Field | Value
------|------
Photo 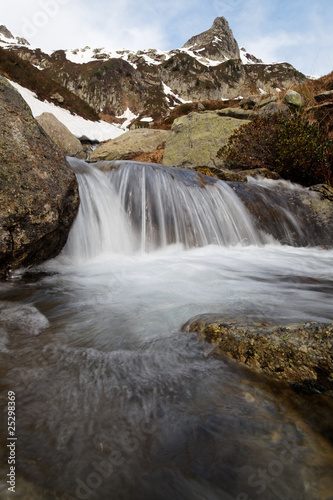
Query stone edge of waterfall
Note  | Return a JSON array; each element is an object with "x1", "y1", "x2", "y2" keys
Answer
[{"x1": 182, "y1": 314, "x2": 333, "y2": 398}]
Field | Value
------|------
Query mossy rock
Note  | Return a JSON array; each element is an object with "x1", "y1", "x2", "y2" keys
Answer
[
  {"x1": 163, "y1": 111, "x2": 250, "y2": 168},
  {"x1": 182, "y1": 315, "x2": 333, "y2": 397}
]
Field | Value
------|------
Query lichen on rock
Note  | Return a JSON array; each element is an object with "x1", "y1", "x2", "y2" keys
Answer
[
  {"x1": 182, "y1": 314, "x2": 333, "y2": 397},
  {"x1": 163, "y1": 110, "x2": 250, "y2": 168}
]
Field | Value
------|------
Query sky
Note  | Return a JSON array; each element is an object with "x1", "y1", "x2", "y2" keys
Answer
[{"x1": 1, "y1": 0, "x2": 333, "y2": 77}]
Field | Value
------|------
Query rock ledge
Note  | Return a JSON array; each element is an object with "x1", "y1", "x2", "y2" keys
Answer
[{"x1": 182, "y1": 315, "x2": 333, "y2": 397}]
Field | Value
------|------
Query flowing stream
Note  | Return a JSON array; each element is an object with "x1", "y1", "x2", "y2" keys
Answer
[{"x1": 0, "y1": 160, "x2": 333, "y2": 499}]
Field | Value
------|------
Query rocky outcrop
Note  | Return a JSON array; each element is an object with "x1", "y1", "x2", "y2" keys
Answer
[
  {"x1": 0, "y1": 75, "x2": 79, "y2": 274},
  {"x1": 90, "y1": 129, "x2": 170, "y2": 161},
  {"x1": 314, "y1": 90, "x2": 333, "y2": 102},
  {"x1": 182, "y1": 17, "x2": 240, "y2": 62},
  {"x1": 231, "y1": 180, "x2": 333, "y2": 247},
  {"x1": 36, "y1": 112, "x2": 85, "y2": 158},
  {"x1": 0, "y1": 25, "x2": 29, "y2": 46},
  {"x1": 163, "y1": 110, "x2": 251, "y2": 168},
  {"x1": 182, "y1": 315, "x2": 333, "y2": 397}
]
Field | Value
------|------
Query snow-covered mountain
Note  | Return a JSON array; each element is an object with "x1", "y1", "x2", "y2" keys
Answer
[{"x1": 0, "y1": 18, "x2": 307, "y2": 139}]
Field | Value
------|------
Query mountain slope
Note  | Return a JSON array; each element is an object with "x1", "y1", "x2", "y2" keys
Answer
[{"x1": 0, "y1": 18, "x2": 308, "y2": 125}]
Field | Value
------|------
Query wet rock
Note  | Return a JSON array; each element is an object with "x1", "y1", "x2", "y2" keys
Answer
[
  {"x1": 90, "y1": 129, "x2": 170, "y2": 161},
  {"x1": 310, "y1": 184, "x2": 333, "y2": 202},
  {"x1": 182, "y1": 315, "x2": 333, "y2": 397},
  {"x1": 0, "y1": 301, "x2": 49, "y2": 335},
  {"x1": 194, "y1": 166, "x2": 245, "y2": 182},
  {"x1": 0, "y1": 75, "x2": 79, "y2": 273},
  {"x1": 36, "y1": 112, "x2": 85, "y2": 158},
  {"x1": 237, "y1": 168, "x2": 281, "y2": 180},
  {"x1": 230, "y1": 180, "x2": 333, "y2": 247}
]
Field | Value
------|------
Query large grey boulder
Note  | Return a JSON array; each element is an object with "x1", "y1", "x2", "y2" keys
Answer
[
  {"x1": 0, "y1": 75, "x2": 79, "y2": 274},
  {"x1": 163, "y1": 111, "x2": 250, "y2": 168},
  {"x1": 90, "y1": 129, "x2": 170, "y2": 161},
  {"x1": 36, "y1": 112, "x2": 84, "y2": 157},
  {"x1": 284, "y1": 89, "x2": 304, "y2": 108}
]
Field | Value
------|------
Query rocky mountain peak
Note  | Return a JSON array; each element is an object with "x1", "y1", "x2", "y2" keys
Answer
[
  {"x1": 182, "y1": 16, "x2": 240, "y2": 62},
  {"x1": 0, "y1": 24, "x2": 30, "y2": 45},
  {"x1": 0, "y1": 25, "x2": 14, "y2": 39}
]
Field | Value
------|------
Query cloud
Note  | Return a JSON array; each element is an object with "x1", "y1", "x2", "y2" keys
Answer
[{"x1": 1, "y1": 0, "x2": 333, "y2": 75}]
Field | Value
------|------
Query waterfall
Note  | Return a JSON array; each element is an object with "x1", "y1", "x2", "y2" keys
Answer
[
  {"x1": 63, "y1": 158, "x2": 267, "y2": 260},
  {"x1": 60, "y1": 159, "x2": 135, "y2": 262},
  {"x1": 232, "y1": 176, "x2": 333, "y2": 247},
  {"x1": 2, "y1": 159, "x2": 333, "y2": 500}
]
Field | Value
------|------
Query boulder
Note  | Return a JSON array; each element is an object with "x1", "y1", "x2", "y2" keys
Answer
[
  {"x1": 258, "y1": 101, "x2": 290, "y2": 117},
  {"x1": 182, "y1": 315, "x2": 333, "y2": 397},
  {"x1": 240, "y1": 95, "x2": 260, "y2": 109},
  {"x1": 0, "y1": 75, "x2": 79, "y2": 274},
  {"x1": 90, "y1": 129, "x2": 170, "y2": 161},
  {"x1": 284, "y1": 89, "x2": 304, "y2": 108},
  {"x1": 163, "y1": 111, "x2": 250, "y2": 168},
  {"x1": 257, "y1": 95, "x2": 278, "y2": 108},
  {"x1": 36, "y1": 112, "x2": 85, "y2": 158}
]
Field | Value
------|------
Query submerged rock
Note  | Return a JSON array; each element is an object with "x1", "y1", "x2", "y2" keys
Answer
[
  {"x1": 0, "y1": 75, "x2": 79, "y2": 274},
  {"x1": 182, "y1": 315, "x2": 333, "y2": 397}
]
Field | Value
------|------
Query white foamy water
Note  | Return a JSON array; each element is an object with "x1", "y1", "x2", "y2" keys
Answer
[{"x1": 1, "y1": 160, "x2": 333, "y2": 499}]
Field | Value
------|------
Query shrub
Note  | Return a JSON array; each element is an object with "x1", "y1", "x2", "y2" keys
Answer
[{"x1": 217, "y1": 114, "x2": 333, "y2": 186}]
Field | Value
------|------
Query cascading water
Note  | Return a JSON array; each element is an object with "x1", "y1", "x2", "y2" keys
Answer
[
  {"x1": 63, "y1": 158, "x2": 268, "y2": 259},
  {"x1": 1, "y1": 159, "x2": 333, "y2": 500}
]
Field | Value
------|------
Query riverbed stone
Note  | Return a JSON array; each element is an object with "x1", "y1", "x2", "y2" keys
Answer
[
  {"x1": 0, "y1": 75, "x2": 79, "y2": 274},
  {"x1": 163, "y1": 111, "x2": 250, "y2": 168},
  {"x1": 182, "y1": 315, "x2": 333, "y2": 397}
]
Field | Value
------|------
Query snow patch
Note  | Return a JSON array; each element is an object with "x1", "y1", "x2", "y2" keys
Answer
[
  {"x1": 8, "y1": 80, "x2": 125, "y2": 142},
  {"x1": 179, "y1": 47, "x2": 224, "y2": 67},
  {"x1": 162, "y1": 82, "x2": 192, "y2": 105},
  {"x1": 116, "y1": 108, "x2": 139, "y2": 130}
]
